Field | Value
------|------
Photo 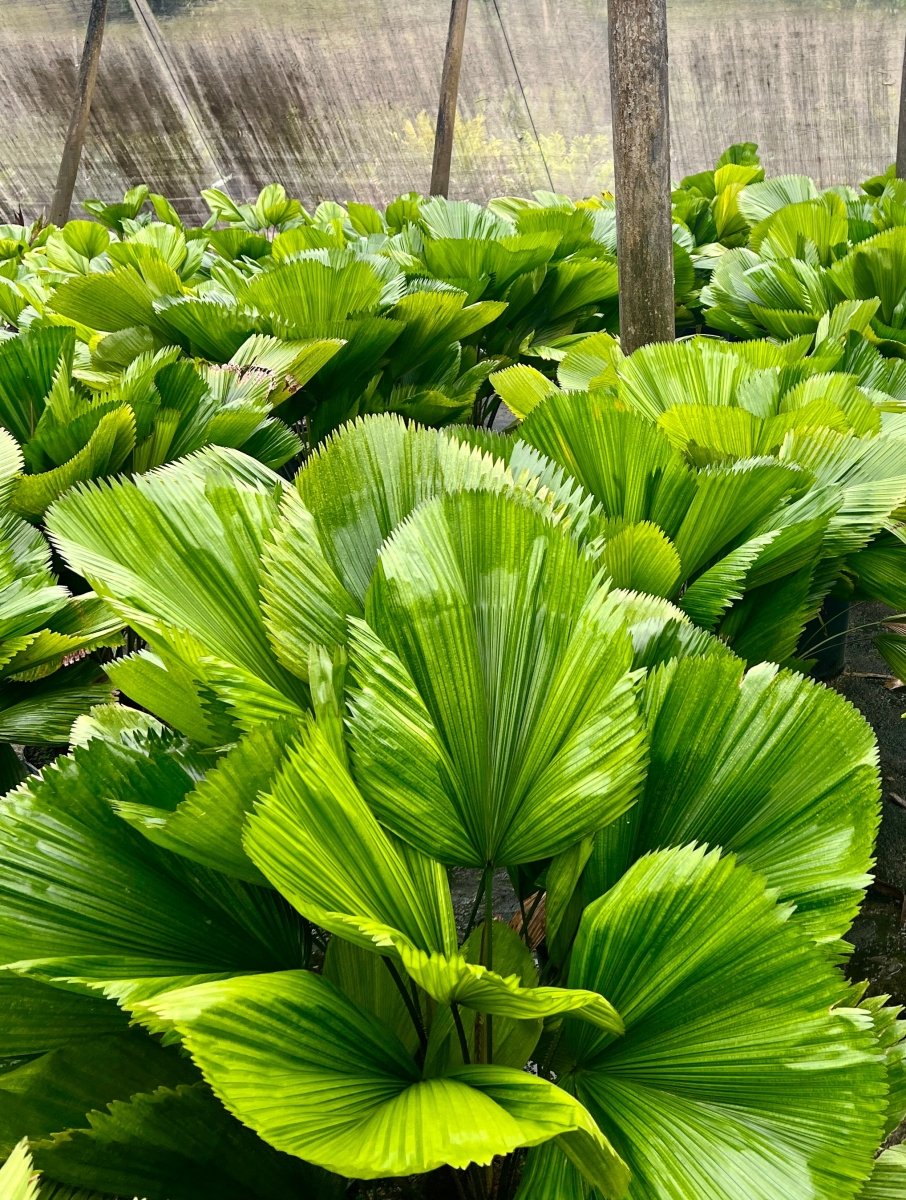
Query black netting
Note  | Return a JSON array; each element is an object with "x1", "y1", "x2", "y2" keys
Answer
[{"x1": 1, "y1": 0, "x2": 903, "y2": 220}]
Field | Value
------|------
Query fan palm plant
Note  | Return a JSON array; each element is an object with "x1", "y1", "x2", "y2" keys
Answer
[
  {"x1": 1, "y1": 215, "x2": 508, "y2": 445},
  {"x1": 0, "y1": 324, "x2": 324, "y2": 518},
  {"x1": 0, "y1": 429, "x2": 898, "y2": 1198},
  {"x1": 0, "y1": 428, "x2": 120, "y2": 787},
  {"x1": 671, "y1": 141, "x2": 764, "y2": 253},
  {"x1": 490, "y1": 334, "x2": 906, "y2": 672}
]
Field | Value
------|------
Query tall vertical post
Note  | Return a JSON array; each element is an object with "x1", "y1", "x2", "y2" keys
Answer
[
  {"x1": 897, "y1": 34, "x2": 906, "y2": 179},
  {"x1": 608, "y1": 0, "x2": 674, "y2": 352},
  {"x1": 50, "y1": 0, "x2": 109, "y2": 226},
  {"x1": 430, "y1": 0, "x2": 470, "y2": 197}
]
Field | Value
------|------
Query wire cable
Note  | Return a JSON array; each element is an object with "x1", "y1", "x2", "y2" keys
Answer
[{"x1": 490, "y1": 0, "x2": 555, "y2": 191}]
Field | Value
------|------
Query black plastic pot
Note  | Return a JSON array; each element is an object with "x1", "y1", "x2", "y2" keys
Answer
[{"x1": 799, "y1": 595, "x2": 850, "y2": 681}]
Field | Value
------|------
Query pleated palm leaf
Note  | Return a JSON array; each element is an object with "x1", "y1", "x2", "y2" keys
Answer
[
  {"x1": 0, "y1": 429, "x2": 120, "y2": 787},
  {"x1": 2, "y1": 206, "x2": 500, "y2": 444},
  {"x1": 393, "y1": 196, "x2": 622, "y2": 358},
  {"x1": 0, "y1": 430, "x2": 888, "y2": 1197},
  {"x1": 493, "y1": 335, "x2": 906, "y2": 671},
  {"x1": 0, "y1": 324, "x2": 317, "y2": 518},
  {"x1": 830, "y1": 227, "x2": 906, "y2": 352},
  {"x1": 701, "y1": 195, "x2": 906, "y2": 346},
  {"x1": 701, "y1": 247, "x2": 843, "y2": 339},
  {"x1": 213, "y1": 247, "x2": 508, "y2": 438},
  {"x1": 670, "y1": 142, "x2": 764, "y2": 253}
]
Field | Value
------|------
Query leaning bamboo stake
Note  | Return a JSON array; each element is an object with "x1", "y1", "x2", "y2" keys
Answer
[
  {"x1": 608, "y1": 0, "x2": 675, "y2": 352},
  {"x1": 50, "y1": 0, "x2": 109, "y2": 226},
  {"x1": 897, "y1": 34, "x2": 906, "y2": 179},
  {"x1": 430, "y1": 0, "x2": 470, "y2": 197}
]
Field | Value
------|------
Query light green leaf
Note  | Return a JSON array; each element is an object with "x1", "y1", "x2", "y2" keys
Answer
[
  {"x1": 139, "y1": 970, "x2": 629, "y2": 1193},
  {"x1": 678, "y1": 531, "x2": 778, "y2": 628},
  {"x1": 11, "y1": 408, "x2": 136, "y2": 521},
  {"x1": 490, "y1": 364, "x2": 560, "y2": 419},
  {"x1": 557, "y1": 332, "x2": 620, "y2": 392},
  {"x1": 598, "y1": 521, "x2": 682, "y2": 596},
  {"x1": 0, "y1": 1141, "x2": 39, "y2": 1200},
  {"x1": 294, "y1": 413, "x2": 510, "y2": 598},
  {"x1": 585, "y1": 656, "x2": 879, "y2": 943},
  {"x1": 0, "y1": 429, "x2": 23, "y2": 506},
  {"x1": 47, "y1": 449, "x2": 306, "y2": 713},
  {"x1": 245, "y1": 720, "x2": 458, "y2": 958},
  {"x1": 246, "y1": 723, "x2": 621, "y2": 1027},
  {"x1": 558, "y1": 845, "x2": 886, "y2": 1200},
  {"x1": 859, "y1": 1147, "x2": 906, "y2": 1199},
  {"x1": 350, "y1": 490, "x2": 646, "y2": 867},
  {"x1": 519, "y1": 391, "x2": 697, "y2": 533}
]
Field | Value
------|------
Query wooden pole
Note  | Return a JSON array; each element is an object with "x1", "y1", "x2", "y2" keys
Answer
[
  {"x1": 50, "y1": 0, "x2": 109, "y2": 226},
  {"x1": 608, "y1": 0, "x2": 675, "y2": 352},
  {"x1": 897, "y1": 34, "x2": 906, "y2": 179},
  {"x1": 430, "y1": 0, "x2": 470, "y2": 197}
]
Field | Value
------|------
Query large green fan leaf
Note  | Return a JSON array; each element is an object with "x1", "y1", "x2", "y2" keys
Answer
[
  {"x1": 245, "y1": 723, "x2": 621, "y2": 1029},
  {"x1": 0, "y1": 973, "x2": 127, "y2": 1058},
  {"x1": 238, "y1": 257, "x2": 386, "y2": 332},
  {"x1": 518, "y1": 391, "x2": 697, "y2": 534},
  {"x1": 350, "y1": 490, "x2": 646, "y2": 868},
  {"x1": 47, "y1": 448, "x2": 306, "y2": 715},
  {"x1": 291, "y1": 413, "x2": 509, "y2": 599},
  {"x1": 0, "y1": 1030, "x2": 195, "y2": 1160},
  {"x1": 0, "y1": 742, "x2": 306, "y2": 989},
  {"x1": 261, "y1": 416, "x2": 511, "y2": 677},
  {"x1": 49, "y1": 267, "x2": 180, "y2": 335},
  {"x1": 10, "y1": 408, "x2": 137, "y2": 521},
  {"x1": 0, "y1": 327, "x2": 73, "y2": 447},
  {"x1": 615, "y1": 338, "x2": 757, "y2": 422},
  {"x1": 29, "y1": 1082, "x2": 339, "y2": 1200},
  {"x1": 537, "y1": 846, "x2": 886, "y2": 1200},
  {"x1": 737, "y1": 175, "x2": 820, "y2": 225},
  {"x1": 79, "y1": 711, "x2": 298, "y2": 884},
  {"x1": 579, "y1": 655, "x2": 879, "y2": 944},
  {"x1": 138, "y1": 970, "x2": 630, "y2": 1194}
]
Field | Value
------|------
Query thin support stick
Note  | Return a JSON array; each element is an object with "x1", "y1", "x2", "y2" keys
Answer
[
  {"x1": 898, "y1": 35, "x2": 906, "y2": 179},
  {"x1": 430, "y1": 0, "x2": 471, "y2": 196},
  {"x1": 50, "y1": 0, "x2": 109, "y2": 226},
  {"x1": 607, "y1": 0, "x2": 675, "y2": 352}
]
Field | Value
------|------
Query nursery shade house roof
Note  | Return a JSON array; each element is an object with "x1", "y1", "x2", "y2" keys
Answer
[{"x1": 0, "y1": 0, "x2": 904, "y2": 218}]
